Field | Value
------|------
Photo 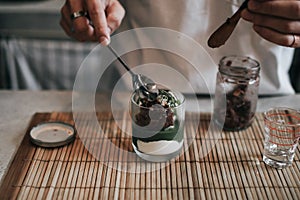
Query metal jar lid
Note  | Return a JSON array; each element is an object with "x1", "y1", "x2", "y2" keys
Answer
[{"x1": 29, "y1": 122, "x2": 76, "y2": 148}]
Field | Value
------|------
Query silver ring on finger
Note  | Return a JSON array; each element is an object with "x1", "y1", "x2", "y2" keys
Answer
[
  {"x1": 70, "y1": 11, "x2": 87, "y2": 20},
  {"x1": 289, "y1": 34, "x2": 300, "y2": 48}
]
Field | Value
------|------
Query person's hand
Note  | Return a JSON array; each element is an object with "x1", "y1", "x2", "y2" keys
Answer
[
  {"x1": 241, "y1": 0, "x2": 300, "y2": 48},
  {"x1": 60, "y1": 0, "x2": 125, "y2": 45}
]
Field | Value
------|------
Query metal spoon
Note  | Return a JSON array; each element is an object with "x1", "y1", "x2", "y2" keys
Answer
[
  {"x1": 207, "y1": 0, "x2": 249, "y2": 48},
  {"x1": 107, "y1": 44, "x2": 159, "y2": 101}
]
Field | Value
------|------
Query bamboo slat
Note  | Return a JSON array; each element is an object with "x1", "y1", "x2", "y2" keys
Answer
[{"x1": 0, "y1": 112, "x2": 299, "y2": 200}]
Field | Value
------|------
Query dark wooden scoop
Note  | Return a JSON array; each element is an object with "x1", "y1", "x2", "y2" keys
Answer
[{"x1": 207, "y1": 0, "x2": 249, "y2": 48}]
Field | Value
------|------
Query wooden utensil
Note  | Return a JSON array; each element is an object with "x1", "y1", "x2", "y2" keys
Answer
[{"x1": 207, "y1": 0, "x2": 249, "y2": 48}]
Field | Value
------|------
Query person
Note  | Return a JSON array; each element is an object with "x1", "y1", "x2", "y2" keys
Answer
[{"x1": 60, "y1": 0, "x2": 300, "y2": 95}]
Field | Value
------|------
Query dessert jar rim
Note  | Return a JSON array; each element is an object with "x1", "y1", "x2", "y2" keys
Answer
[{"x1": 130, "y1": 89, "x2": 186, "y2": 109}]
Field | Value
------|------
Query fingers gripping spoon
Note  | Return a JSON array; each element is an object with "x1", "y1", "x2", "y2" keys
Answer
[
  {"x1": 208, "y1": 0, "x2": 249, "y2": 48},
  {"x1": 107, "y1": 44, "x2": 159, "y2": 101}
]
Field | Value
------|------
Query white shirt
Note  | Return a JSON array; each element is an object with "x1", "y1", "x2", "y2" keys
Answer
[
  {"x1": 2, "y1": 0, "x2": 294, "y2": 94},
  {"x1": 115, "y1": 0, "x2": 295, "y2": 95}
]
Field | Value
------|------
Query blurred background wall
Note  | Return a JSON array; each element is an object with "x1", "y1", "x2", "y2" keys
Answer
[
  {"x1": 0, "y1": 0, "x2": 299, "y2": 92},
  {"x1": 0, "y1": 0, "x2": 98, "y2": 90}
]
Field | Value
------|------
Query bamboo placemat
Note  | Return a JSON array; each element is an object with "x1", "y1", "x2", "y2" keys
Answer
[{"x1": 0, "y1": 112, "x2": 299, "y2": 200}]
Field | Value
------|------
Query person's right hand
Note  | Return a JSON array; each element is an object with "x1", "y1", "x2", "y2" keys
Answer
[
  {"x1": 60, "y1": 0, "x2": 125, "y2": 45},
  {"x1": 241, "y1": 0, "x2": 300, "y2": 48}
]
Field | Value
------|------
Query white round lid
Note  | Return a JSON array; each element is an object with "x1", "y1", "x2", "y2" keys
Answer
[{"x1": 29, "y1": 122, "x2": 76, "y2": 147}]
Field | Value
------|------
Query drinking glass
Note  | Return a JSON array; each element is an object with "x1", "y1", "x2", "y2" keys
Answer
[
  {"x1": 130, "y1": 89, "x2": 185, "y2": 162},
  {"x1": 263, "y1": 107, "x2": 300, "y2": 169}
]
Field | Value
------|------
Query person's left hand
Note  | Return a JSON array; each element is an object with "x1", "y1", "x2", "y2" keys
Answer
[{"x1": 241, "y1": 0, "x2": 300, "y2": 48}]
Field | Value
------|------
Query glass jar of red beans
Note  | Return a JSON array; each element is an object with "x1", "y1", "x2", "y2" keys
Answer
[{"x1": 213, "y1": 55, "x2": 260, "y2": 131}]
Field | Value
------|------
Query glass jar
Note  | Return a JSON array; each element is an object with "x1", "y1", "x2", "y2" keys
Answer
[
  {"x1": 130, "y1": 87, "x2": 185, "y2": 162},
  {"x1": 213, "y1": 55, "x2": 260, "y2": 131}
]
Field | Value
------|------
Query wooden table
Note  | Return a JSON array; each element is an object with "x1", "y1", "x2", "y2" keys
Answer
[{"x1": 0, "y1": 91, "x2": 299, "y2": 199}]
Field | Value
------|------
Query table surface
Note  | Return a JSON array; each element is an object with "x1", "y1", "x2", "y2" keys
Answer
[{"x1": 0, "y1": 90, "x2": 299, "y2": 185}]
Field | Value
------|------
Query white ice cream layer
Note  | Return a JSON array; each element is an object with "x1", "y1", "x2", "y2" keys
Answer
[{"x1": 137, "y1": 140, "x2": 183, "y2": 155}]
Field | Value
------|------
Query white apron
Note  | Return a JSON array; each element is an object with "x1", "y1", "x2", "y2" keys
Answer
[{"x1": 112, "y1": 0, "x2": 295, "y2": 95}]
